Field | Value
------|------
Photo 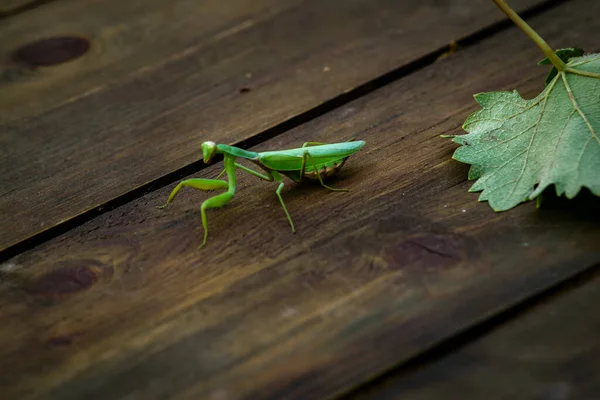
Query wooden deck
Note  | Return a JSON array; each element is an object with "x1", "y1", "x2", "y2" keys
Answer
[{"x1": 1, "y1": 0, "x2": 599, "y2": 398}]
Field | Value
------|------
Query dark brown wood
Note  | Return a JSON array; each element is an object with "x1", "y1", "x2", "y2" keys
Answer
[
  {"x1": 1, "y1": 1, "x2": 599, "y2": 399},
  {"x1": 0, "y1": 0, "x2": 41, "y2": 15},
  {"x1": 0, "y1": 0, "x2": 544, "y2": 251},
  {"x1": 349, "y1": 270, "x2": 600, "y2": 400}
]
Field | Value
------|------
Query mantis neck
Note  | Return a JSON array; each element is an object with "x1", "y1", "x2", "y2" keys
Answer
[
  {"x1": 223, "y1": 154, "x2": 237, "y2": 193},
  {"x1": 217, "y1": 144, "x2": 259, "y2": 160}
]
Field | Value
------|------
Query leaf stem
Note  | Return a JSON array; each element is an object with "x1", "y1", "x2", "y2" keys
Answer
[
  {"x1": 565, "y1": 68, "x2": 600, "y2": 79},
  {"x1": 492, "y1": 0, "x2": 566, "y2": 71}
]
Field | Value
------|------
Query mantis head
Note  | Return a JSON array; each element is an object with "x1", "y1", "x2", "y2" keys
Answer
[{"x1": 201, "y1": 141, "x2": 217, "y2": 163}]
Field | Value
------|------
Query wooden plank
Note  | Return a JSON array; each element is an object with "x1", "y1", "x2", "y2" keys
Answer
[
  {"x1": 1, "y1": 0, "x2": 599, "y2": 399},
  {"x1": 349, "y1": 270, "x2": 600, "y2": 400},
  {"x1": 0, "y1": 0, "x2": 545, "y2": 251},
  {"x1": 0, "y1": 0, "x2": 41, "y2": 15},
  {"x1": 0, "y1": 0, "x2": 305, "y2": 122}
]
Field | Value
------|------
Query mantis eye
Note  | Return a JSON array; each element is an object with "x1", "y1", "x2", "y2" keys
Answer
[{"x1": 201, "y1": 141, "x2": 217, "y2": 163}]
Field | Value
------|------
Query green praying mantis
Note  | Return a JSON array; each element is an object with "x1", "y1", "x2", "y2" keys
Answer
[{"x1": 158, "y1": 138, "x2": 366, "y2": 247}]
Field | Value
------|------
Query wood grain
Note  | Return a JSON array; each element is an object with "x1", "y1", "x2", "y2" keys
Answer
[
  {"x1": 1, "y1": 0, "x2": 303, "y2": 122},
  {"x1": 0, "y1": 0, "x2": 41, "y2": 15},
  {"x1": 0, "y1": 0, "x2": 545, "y2": 251},
  {"x1": 349, "y1": 270, "x2": 600, "y2": 400},
  {"x1": 1, "y1": 0, "x2": 599, "y2": 399}
]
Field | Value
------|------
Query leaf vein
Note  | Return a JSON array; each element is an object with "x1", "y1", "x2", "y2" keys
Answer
[
  {"x1": 561, "y1": 72, "x2": 599, "y2": 145},
  {"x1": 504, "y1": 87, "x2": 550, "y2": 202}
]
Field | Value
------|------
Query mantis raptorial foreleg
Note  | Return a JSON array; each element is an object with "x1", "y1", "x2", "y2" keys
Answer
[
  {"x1": 199, "y1": 191, "x2": 234, "y2": 248},
  {"x1": 156, "y1": 178, "x2": 231, "y2": 248},
  {"x1": 157, "y1": 178, "x2": 229, "y2": 209},
  {"x1": 159, "y1": 155, "x2": 238, "y2": 248},
  {"x1": 196, "y1": 155, "x2": 239, "y2": 248}
]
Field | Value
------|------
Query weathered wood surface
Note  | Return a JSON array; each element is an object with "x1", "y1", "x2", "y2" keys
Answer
[
  {"x1": 0, "y1": 0, "x2": 39, "y2": 15},
  {"x1": 0, "y1": 0, "x2": 545, "y2": 251},
  {"x1": 0, "y1": 1, "x2": 598, "y2": 399},
  {"x1": 349, "y1": 269, "x2": 600, "y2": 400}
]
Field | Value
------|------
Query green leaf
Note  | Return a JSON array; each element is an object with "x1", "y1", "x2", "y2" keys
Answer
[
  {"x1": 538, "y1": 47, "x2": 584, "y2": 85},
  {"x1": 450, "y1": 52, "x2": 600, "y2": 211}
]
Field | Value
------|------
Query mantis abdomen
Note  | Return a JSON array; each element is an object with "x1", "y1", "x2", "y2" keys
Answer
[{"x1": 303, "y1": 158, "x2": 348, "y2": 180}]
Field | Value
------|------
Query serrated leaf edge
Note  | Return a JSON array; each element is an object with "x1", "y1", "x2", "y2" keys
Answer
[{"x1": 449, "y1": 53, "x2": 600, "y2": 211}]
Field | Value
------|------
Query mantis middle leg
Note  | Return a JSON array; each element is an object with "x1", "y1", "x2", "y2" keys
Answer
[
  {"x1": 217, "y1": 162, "x2": 273, "y2": 181},
  {"x1": 210, "y1": 161, "x2": 296, "y2": 234},
  {"x1": 233, "y1": 163, "x2": 295, "y2": 232},
  {"x1": 234, "y1": 163, "x2": 273, "y2": 181}
]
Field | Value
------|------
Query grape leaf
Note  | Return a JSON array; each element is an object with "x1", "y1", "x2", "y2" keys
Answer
[
  {"x1": 538, "y1": 47, "x2": 584, "y2": 85},
  {"x1": 447, "y1": 52, "x2": 600, "y2": 211}
]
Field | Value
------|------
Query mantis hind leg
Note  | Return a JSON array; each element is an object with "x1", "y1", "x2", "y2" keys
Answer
[
  {"x1": 302, "y1": 141, "x2": 328, "y2": 147},
  {"x1": 272, "y1": 171, "x2": 296, "y2": 233},
  {"x1": 301, "y1": 137, "x2": 356, "y2": 148},
  {"x1": 302, "y1": 152, "x2": 348, "y2": 192}
]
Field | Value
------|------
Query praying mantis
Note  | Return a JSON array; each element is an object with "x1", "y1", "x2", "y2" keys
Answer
[{"x1": 158, "y1": 138, "x2": 366, "y2": 248}]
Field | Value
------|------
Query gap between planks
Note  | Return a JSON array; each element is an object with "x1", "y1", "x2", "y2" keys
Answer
[
  {"x1": 336, "y1": 259, "x2": 600, "y2": 399},
  {"x1": 0, "y1": 0, "x2": 57, "y2": 18}
]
